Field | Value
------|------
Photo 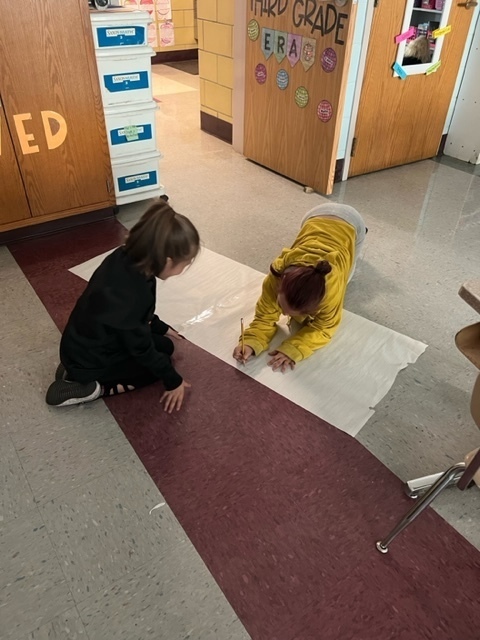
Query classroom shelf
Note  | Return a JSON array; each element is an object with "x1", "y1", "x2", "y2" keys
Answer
[{"x1": 412, "y1": 8, "x2": 443, "y2": 13}]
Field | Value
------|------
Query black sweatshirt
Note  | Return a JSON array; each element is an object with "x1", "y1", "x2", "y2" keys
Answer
[{"x1": 60, "y1": 247, "x2": 182, "y2": 390}]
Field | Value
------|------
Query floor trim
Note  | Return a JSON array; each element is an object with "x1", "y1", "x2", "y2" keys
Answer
[{"x1": 200, "y1": 111, "x2": 233, "y2": 144}]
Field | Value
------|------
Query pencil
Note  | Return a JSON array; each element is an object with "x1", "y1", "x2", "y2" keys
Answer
[{"x1": 241, "y1": 318, "x2": 245, "y2": 360}]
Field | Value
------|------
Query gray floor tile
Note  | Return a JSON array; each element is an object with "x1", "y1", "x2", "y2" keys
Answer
[
  {"x1": 0, "y1": 510, "x2": 74, "y2": 639},
  {"x1": 11, "y1": 406, "x2": 138, "y2": 505},
  {"x1": 1, "y1": 315, "x2": 60, "y2": 362},
  {"x1": 0, "y1": 251, "x2": 58, "y2": 359},
  {"x1": 78, "y1": 543, "x2": 251, "y2": 640},
  {"x1": 0, "y1": 347, "x2": 113, "y2": 442},
  {"x1": 0, "y1": 432, "x2": 34, "y2": 524},
  {"x1": 40, "y1": 466, "x2": 187, "y2": 602},
  {"x1": 23, "y1": 608, "x2": 87, "y2": 640},
  {"x1": 0, "y1": 347, "x2": 60, "y2": 435}
]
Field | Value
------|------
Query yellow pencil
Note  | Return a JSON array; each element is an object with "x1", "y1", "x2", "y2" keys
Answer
[{"x1": 241, "y1": 318, "x2": 245, "y2": 360}]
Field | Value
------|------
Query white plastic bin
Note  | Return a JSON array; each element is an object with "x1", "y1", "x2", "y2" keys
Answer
[
  {"x1": 112, "y1": 150, "x2": 164, "y2": 205},
  {"x1": 91, "y1": 9, "x2": 151, "y2": 49},
  {"x1": 96, "y1": 46, "x2": 155, "y2": 106},
  {"x1": 105, "y1": 102, "x2": 157, "y2": 158}
]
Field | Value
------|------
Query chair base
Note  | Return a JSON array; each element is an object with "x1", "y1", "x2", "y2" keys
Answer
[
  {"x1": 376, "y1": 462, "x2": 466, "y2": 554},
  {"x1": 404, "y1": 468, "x2": 463, "y2": 499}
]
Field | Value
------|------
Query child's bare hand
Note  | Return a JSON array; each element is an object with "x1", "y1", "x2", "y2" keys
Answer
[
  {"x1": 233, "y1": 345, "x2": 254, "y2": 364},
  {"x1": 161, "y1": 380, "x2": 191, "y2": 413},
  {"x1": 267, "y1": 351, "x2": 295, "y2": 373}
]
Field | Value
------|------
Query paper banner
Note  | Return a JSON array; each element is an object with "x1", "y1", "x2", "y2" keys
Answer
[
  {"x1": 433, "y1": 25, "x2": 451, "y2": 38},
  {"x1": 156, "y1": 0, "x2": 172, "y2": 20},
  {"x1": 160, "y1": 21, "x2": 175, "y2": 47},
  {"x1": 392, "y1": 61, "x2": 407, "y2": 79},
  {"x1": 276, "y1": 69, "x2": 289, "y2": 90},
  {"x1": 247, "y1": 19, "x2": 260, "y2": 41},
  {"x1": 294, "y1": 86, "x2": 309, "y2": 108},
  {"x1": 317, "y1": 100, "x2": 333, "y2": 122},
  {"x1": 321, "y1": 48, "x2": 337, "y2": 73},
  {"x1": 301, "y1": 37, "x2": 316, "y2": 71},
  {"x1": 255, "y1": 63, "x2": 267, "y2": 84},
  {"x1": 395, "y1": 26, "x2": 415, "y2": 44},
  {"x1": 262, "y1": 28, "x2": 275, "y2": 60},
  {"x1": 139, "y1": 0, "x2": 155, "y2": 14},
  {"x1": 426, "y1": 60, "x2": 441, "y2": 75},
  {"x1": 287, "y1": 33, "x2": 302, "y2": 67},
  {"x1": 274, "y1": 31, "x2": 287, "y2": 63},
  {"x1": 71, "y1": 247, "x2": 427, "y2": 438},
  {"x1": 148, "y1": 22, "x2": 158, "y2": 48}
]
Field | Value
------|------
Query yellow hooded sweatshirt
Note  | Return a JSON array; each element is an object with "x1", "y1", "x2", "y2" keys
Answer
[{"x1": 243, "y1": 217, "x2": 356, "y2": 363}]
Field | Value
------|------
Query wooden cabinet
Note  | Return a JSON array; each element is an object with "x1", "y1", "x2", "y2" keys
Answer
[
  {"x1": 0, "y1": 102, "x2": 32, "y2": 225},
  {"x1": 0, "y1": 0, "x2": 115, "y2": 235}
]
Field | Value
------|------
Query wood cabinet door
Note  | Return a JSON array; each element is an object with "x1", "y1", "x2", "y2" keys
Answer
[
  {"x1": 0, "y1": 100, "x2": 32, "y2": 225},
  {"x1": 0, "y1": 0, "x2": 114, "y2": 218}
]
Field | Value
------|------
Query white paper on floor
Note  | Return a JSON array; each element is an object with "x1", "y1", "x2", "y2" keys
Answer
[{"x1": 70, "y1": 248, "x2": 427, "y2": 437}]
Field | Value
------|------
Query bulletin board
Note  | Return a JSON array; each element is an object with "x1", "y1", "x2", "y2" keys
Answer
[{"x1": 244, "y1": 1, "x2": 357, "y2": 195}]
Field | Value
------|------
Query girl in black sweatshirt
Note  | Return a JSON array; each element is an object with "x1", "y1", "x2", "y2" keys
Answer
[{"x1": 46, "y1": 200, "x2": 200, "y2": 413}]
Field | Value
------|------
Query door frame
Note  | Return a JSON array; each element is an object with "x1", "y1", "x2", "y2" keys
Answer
[
  {"x1": 233, "y1": 0, "x2": 247, "y2": 155},
  {"x1": 342, "y1": 0, "x2": 375, "y2": 181}
]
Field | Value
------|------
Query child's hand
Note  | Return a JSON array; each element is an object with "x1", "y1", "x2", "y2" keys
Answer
[
  {"x1": 267, "y1": 351, "x2": 295, "y2": 373},
  {"x1": 233, "y1": 344, "x2": 254, "y2": 365},
  {"x1": 160, "y1": 380, "x2": 191, "y2": 413}
]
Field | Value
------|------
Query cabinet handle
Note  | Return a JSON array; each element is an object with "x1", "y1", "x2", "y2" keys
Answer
[{"x1": 106, "y1": 178, "x2": 114, "y2": 195}]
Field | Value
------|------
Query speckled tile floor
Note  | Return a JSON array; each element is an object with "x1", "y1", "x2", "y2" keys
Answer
[{"x1": 1, "y1": 65, "x2": 480, "y2": 640}]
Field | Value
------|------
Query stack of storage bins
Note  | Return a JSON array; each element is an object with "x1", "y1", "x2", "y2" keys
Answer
[{"x1": 90, "y1": 9, "x2": 165, "y2": 206}]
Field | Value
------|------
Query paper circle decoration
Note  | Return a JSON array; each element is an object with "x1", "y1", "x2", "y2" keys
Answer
[
  {"x1": 317, "y1": 100, "x2": 333, "y2": 122},
  {"x1": 321, "y1": 48, "x2": 337, "y2": 73},
  {"x1": 255, "y1": 63, "x2": 267, "y2": 84},
  {"x1": 247, "y1": 19, "x2": 260, "y2": 41},
  {"x1": 295, "y1": 86, "x2": 309, "y2": 108},
  {"x1": 276, "y1": 69, "x2": 289, "y2": 90}
]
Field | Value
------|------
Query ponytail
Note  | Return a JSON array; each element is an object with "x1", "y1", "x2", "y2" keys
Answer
[{"x1": 314, "y1": 260, "x2": 332, "y2": 276}]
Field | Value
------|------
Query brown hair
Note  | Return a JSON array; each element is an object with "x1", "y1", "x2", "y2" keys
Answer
[
  {"x1": 272, "y1": 260, "x2": 332, "y2": 313},
  {"x1": 124, "y1": 200, "x2": 200, "y2": 277}
]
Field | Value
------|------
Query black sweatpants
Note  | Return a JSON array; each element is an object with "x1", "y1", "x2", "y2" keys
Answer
[{"x1": 98, "y1": 334, "x2": 175, "y2": 395}]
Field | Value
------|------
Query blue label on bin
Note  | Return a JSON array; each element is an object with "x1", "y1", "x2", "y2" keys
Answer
[
  {"x1": 118, "y1": 170, "x2": 158, "y2": 192},
  {"x1": 104, "y1": 71, "x2": 149, "y2": 93},
  {"x1": 110, "y1": 124, "x2": 153, "y2": 146},
  {"x1": 97, "y1": 26, "x2": 146, "y2": 47}
]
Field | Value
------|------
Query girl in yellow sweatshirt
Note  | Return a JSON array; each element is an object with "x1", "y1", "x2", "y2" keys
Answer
[{"x1": 233, "y1": 203, "x2": 367, "y2": 373}]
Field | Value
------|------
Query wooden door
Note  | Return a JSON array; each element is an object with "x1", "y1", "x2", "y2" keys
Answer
[
  {"x1": 244, "y1": 1, "x2": 357, "y2": 195},
  {"x1": 349, "y1": 0, "x2": 475, "y2": 177},
  {"x1": 0, "y1": 100, "x2": 32, "y2": 225},
  {"x1": 0, "y1": 0, "x2": 114, "y2": 218}
]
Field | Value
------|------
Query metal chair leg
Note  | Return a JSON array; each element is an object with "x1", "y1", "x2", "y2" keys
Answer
[{"x1": 376, "y1": 463, "x2": 466, "y2": 554}]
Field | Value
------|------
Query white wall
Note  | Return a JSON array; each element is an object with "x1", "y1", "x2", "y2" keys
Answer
[
  {"x1": 444, "y1": 12, "x2": 480, "y2": 164},
  {"x1": 443, "y1": 7, "x2": 479, "y2": 136}
]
